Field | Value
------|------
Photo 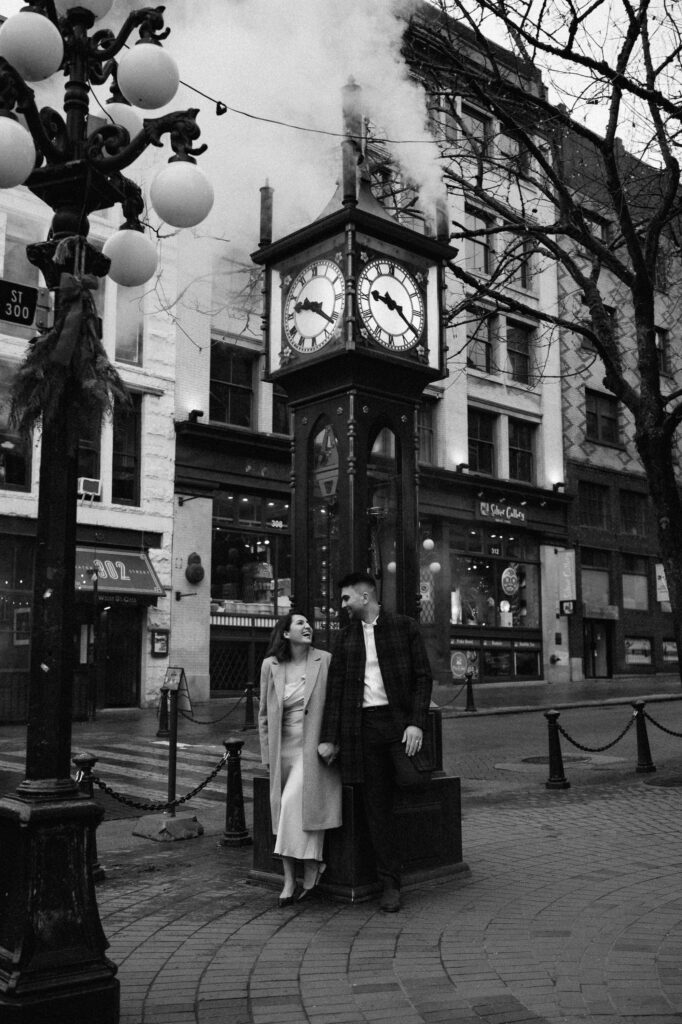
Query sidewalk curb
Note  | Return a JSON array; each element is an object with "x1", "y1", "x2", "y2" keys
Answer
[{"x1": 441, "y1": 692, "x2": 682, "y2": 718}]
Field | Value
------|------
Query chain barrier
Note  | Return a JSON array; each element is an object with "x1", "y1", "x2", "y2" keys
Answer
[
  {"x1": 179, "y1": 691, "x2": 247, "y2": 726},
  {"x1": 91, "y1": 750, "x2": 228, "y2": 812},
  {"x1": 642, "y1": 709, "x2": 682, "y2": 738},
  {"x1": 556, "y1": 714, "x2": 635, "y2": 753},
  {"x1": 436, "y1": 682, "x2": 467, "y2": 709}
]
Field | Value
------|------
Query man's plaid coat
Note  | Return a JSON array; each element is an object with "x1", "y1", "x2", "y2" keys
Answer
[{"x1": 319, "y1": 610, "x2": 433, "y2": 784}]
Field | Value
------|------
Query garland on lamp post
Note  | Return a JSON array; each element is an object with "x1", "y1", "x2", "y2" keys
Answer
[{"x1": 0, "y1": 3, "x2": 214, "y2": 1022}]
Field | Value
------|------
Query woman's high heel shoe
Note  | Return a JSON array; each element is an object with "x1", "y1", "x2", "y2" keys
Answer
[
  {"x1": 278, "y1": 885, "x2": 298, "y2": 908},
  {"x1": 297, "y1": 862, "x2": 326, "y2": 902}
]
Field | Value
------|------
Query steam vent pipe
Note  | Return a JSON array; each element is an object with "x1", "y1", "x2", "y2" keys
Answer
[
  {"x1": 342, "y1": 77, "x2": 362, "y2": 207},
  {"x1": 259, "y1": 180, "x2": 273, "y2": 247}
]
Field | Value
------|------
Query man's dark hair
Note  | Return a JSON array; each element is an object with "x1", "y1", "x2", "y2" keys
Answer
[{"x1": 338, "y1": 571, "x2": 377, "y2": 590}]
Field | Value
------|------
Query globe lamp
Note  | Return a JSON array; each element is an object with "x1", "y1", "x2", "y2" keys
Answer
[
  {"x1": 103, "y1": 228, "x2": 158, "y2": 287},
  {"x1": 150, "y1": 160, "x2": 214, "y2": 228},
  {"x1": 117, "y1": 42, "x2": 179, "y2": 109},
  {"x1": 0, "y1": 117, "x2": 36, "y2": 187},
  {"x1": 0, "y1": 11, "x2": 64, "y2": 82}
]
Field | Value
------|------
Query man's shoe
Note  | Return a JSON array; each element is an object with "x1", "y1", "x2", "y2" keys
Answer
[{"x1": 380, "y1": 886, "x2": 401, "y2": 913}]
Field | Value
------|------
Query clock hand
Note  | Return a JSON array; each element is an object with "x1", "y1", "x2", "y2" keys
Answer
[
  {"x1": 371, "y1": 290, "x2": 420, "y2": 335},
  {"x1": 295, "y1": 297, "x2": 336, "y2": 324}
]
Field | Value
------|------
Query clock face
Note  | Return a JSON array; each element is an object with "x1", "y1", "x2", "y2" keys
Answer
[
  {"x1": 283, "y1": 259, "x2": 345, "y2": 352},
  {"x1": 356, "y1": 258, "x2": 425, "y2": 350}
]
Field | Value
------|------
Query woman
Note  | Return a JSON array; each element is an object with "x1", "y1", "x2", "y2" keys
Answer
[{"x1": 259, "y1": 612, "x2": 342, "y2": 906}]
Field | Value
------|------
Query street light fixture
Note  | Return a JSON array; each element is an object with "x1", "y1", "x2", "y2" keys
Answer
[{"x1": 0, "y1": 4, "x2": 214, "y2": 1021}]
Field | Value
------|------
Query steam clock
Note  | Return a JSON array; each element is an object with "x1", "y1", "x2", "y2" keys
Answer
[{"x1": 252, "y1": 90, "x2": 456, "y2": 643}]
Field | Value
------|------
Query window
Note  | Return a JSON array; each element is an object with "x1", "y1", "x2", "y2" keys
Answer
[
  {"x1": 508, "y1": 418, "x2": 534, "y2": 482},
  {"x1": 272, "y1": 385, "x2": 289, "y2": 435},
  {"x1": 465, "y1": 209, "x2": 492, "y2": 275},
  {"x1": 620, "y1": 491, "x2": 648, "y2": 535},
  {"x1": 468, "y1": 407, "x2": 496, "y2": 474},
  {"x1": 466, "y1": 312, "x2": 493, "y2": 372},
  {"x1": 418, "y1": 401, "x2": 436, "y2": 465},
  {"x1": 212, "y1": 492, "x2": 291, "y2": 616},
  {"x1": 581, "y1": 547, "x2": 610, "y2": 607},
  {"x1": 77, "y1": 409, "x2": 101, "y2": 487},
  {"x1": 498, "y1": 130, "x2": 530, "y2": 174},
  {"x1": 115, "y1": 285, "x2": 144, "y2": 364},
  {"x1": 624, "y1": 637, "x2": 652, "y2": 665},
  {"x1": 508, "y1": 237, "x2": 533, "y2": 290},
  {"x1": 461, "y1": 106, "x2": 490, "y2": 160},
  {"x1": 0, "y1": 361, "x2": 31, "y2": 490},
  {"x1": 578, "y1": 481, "x2": 610, "y2": 529},
  {"x1": 656, "y1": 328, "x2": 669, "y2": 374},
  {"x1": 622, "y1": 554, "x2": 649, "y2": 611},
  {"x1": 0, "y1": 535, "x2": 33, "y2": 674},
  {"x1": 581, "y1": 209, "x2": 610, "y2": 249},
  {"x1": 209, "y1": 340, "x2": 254, "y2": 428},
  {"x1": 112, "y1": 393, "x2": 141, "y2": 506},
  {"x1": 507, "y1": 321, "x2": 533, "y2": 384},
  {"x1": 586, "y1": 389, "x2": 619, "y2": 444}
]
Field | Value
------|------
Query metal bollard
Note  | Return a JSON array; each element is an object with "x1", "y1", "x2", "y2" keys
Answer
[
  {"x1": 464, "y1": 669, "x2": 477, "y2": 713},
  {"x1": 544, "y1": 709, "x2": 571, "y2": 789},
  {"x1": 220, "y1": 737, "x2": 252, "y2": 847},
  {"x1": 242, "y1": 683, "x2": 256, "y2": 731},
  {"x1": 72, "y1": 752, "x2": 105, "y2": 883},
  {"x1": 632, "y1": 700, "x2": 656, "y2": 773},
  {"x1": 157, "y1": 686, "x2": 170, "y2": 738}
]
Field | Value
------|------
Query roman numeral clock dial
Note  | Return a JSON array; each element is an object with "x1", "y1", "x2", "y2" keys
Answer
[
  {"x1": 356, "y1": 258, "x2": 425, "y2": 350},
  {"x1": 283, "y1": 259, "x2": 345, "y2": 352}
]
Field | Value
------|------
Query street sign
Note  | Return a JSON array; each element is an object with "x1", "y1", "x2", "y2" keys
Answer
[{"x1": 0, "y1": 279, "x2": 38, "y2": 326}]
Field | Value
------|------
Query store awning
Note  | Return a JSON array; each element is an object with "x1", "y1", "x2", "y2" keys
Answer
[{"x1": 75, "y1": 547, "x2": 164, "y2": 598}]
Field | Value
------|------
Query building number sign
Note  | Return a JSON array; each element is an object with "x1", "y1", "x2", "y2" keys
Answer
[{"x1": 0, "y1": 279, "x2": 38, "y2": 326}]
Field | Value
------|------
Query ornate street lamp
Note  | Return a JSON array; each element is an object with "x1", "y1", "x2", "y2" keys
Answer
[{"x1": 0, "y1": 3, "x2": 213, "y2": 1021}]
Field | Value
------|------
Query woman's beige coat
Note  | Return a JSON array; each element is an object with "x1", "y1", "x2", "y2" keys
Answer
[{"x1": 259, "y1": 647, "x2": 342, "y2": 835}]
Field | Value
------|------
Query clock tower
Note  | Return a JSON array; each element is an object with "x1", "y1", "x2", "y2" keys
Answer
[{"x1": 252, "y1": 81, "x2": 456, "y2": 643}]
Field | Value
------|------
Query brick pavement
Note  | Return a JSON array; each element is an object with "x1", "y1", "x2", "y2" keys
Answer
[{"x1": 93, "y1": 772, "x2": 682, "y2": 1024}]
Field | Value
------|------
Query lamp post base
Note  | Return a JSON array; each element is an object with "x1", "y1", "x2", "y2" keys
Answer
[{"x1": 0, "y1": 792, "x2": 119, "y2": 1024}]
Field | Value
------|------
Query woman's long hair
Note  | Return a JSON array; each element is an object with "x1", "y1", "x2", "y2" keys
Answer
[{"x1": 264, "y1": 612, "x2": 301, "y2": 661}]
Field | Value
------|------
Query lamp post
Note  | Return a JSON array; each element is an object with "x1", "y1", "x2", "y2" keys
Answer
[{"x1": 0, "y1": 3, "x2": 214, "y2": 1021}]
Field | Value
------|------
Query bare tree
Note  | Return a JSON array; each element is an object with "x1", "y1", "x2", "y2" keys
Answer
[{"x1": 391, "y1": 0, "x2": 682, "y2": 665}]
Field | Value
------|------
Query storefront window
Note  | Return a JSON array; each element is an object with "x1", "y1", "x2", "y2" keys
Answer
[
  {"x1": 0, "y1": 536, "x2": 33, "y2": 675},
  {"x1": 0, "y1": 362, "x2": 31, "y2": 490},
  {"x1": 450, "y1": 532, "x2": 539, "y2": 629},
  {"x1": 624, "y1": 637, "x2": 652, "y2": 665},
  {"x1": 211, "y1": 492, "x2": 291, "y2": 615}
]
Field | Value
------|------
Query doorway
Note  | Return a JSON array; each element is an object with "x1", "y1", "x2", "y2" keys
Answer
[
  {"x1": 583, "y1": 619, "x2": 612, "y2": 678},
  {"x1": 99, "y1": 605, "x2": 141, "y2": 707}
]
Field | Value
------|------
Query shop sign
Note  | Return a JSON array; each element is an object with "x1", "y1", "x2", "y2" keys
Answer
[
  {"x1": 624, "y1": 638, "x2": 652, "y2": 665},
  {"x1": 583, "y1": 603, "x2": 619, "y2": 620},
  {"x1": 450, "y1": 651, "x2": 469, "y2": 679},
  {"x1": 655, "y1": 563, "x2": 670, "y2": 603},
  {"x1": 558, "y1": 549, "x2": 576, "y2": 601},
  {"x1": 559, "y1": 600, "x2": 575, "y2": 616},
  {"x1": 478, "y1": 500, "x2": 526, "y2": 525},
  {"x1": 515, "y1": 640, "x2": 541, "y2": 650},
  {"x1": 449, "y1": 635, "x2": 478, "y2": 648},
  {"x1": 75, "y1": 546, "x2": 164, "y2": 596},
  {"x1": 482, "y1": 638, "x2": 512, "y2": 648},
  {"x1": 501, "y1": 566, "x2": 519, "y2": 596}
]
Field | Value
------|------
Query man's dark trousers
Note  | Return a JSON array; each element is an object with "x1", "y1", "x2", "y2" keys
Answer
[{"x1": 361, "y1": 706, "x2": 425, "y2": 889}]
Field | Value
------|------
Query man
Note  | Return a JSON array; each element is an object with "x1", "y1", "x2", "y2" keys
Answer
[{"x1": 318, "y1": 571, "x2": 433, "y2": 912}]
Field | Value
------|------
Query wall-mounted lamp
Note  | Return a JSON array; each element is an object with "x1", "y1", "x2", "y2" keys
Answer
[
  {"x1": 540, "y1": 500, "x2": 547, "y2": 508},
  {"x1": 456, "y1": 462, "x2": 469, "y2": 472},
  {"x1": 552, "y1": 482, "x2": 566, "y2": 493},
  {"x1": 175, "y1": 591, "x2": 198, "y2": 601},
  {"x1": 188, "y1": 409, "x2": 204, "y2": 423},
  {"x1": 477, "y1": 490, "x2": 484, "y2": 499},
  {"x1": 520, "y1": 499, "x2": 528, "y2": 507}
]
